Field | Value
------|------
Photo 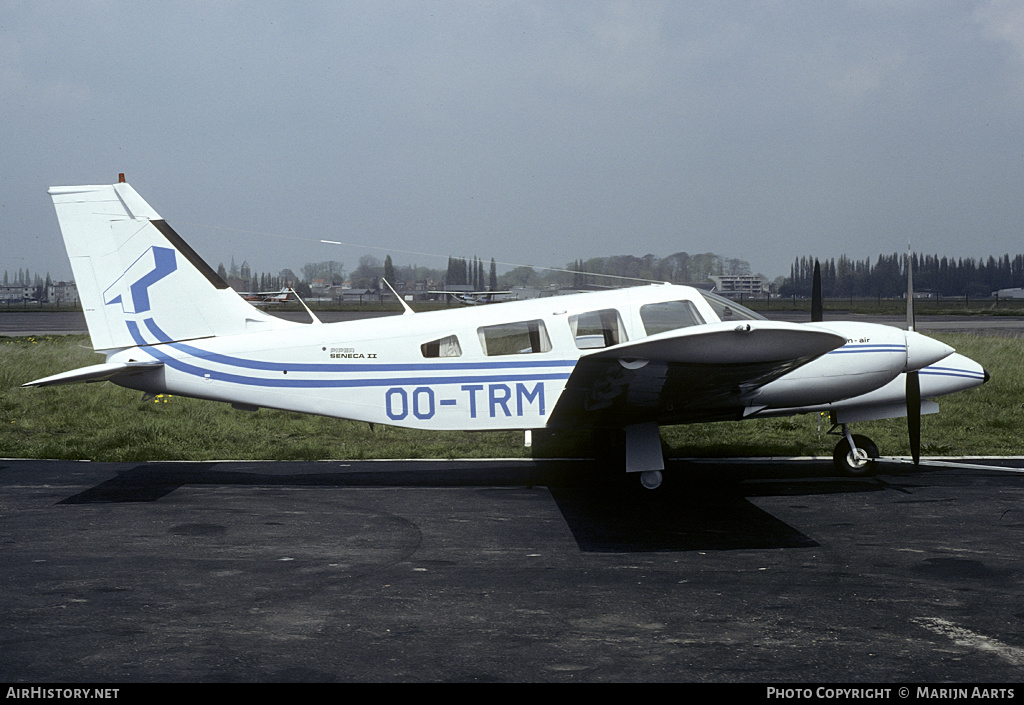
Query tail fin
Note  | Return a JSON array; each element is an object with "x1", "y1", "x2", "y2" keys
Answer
[{"x1": 49, "y1": 181, "x2": 297, "y2": 351}]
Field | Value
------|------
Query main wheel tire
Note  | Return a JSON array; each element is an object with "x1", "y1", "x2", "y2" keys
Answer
[
  {"x1": 833, "y1": 434, "x2": 880, "y2": 477},
  {"x1": 640, "y1": 470, "x2": 663, "y2": 490}
]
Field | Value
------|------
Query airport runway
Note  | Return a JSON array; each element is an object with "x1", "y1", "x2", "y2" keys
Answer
[
  {"x1": 2, "y1": 456, "x2": 1023, "y2": 683},
  {"x1": 3, "y1": 309, "x2": 1024, "y2": 337},
  {"x1": 765, "y1": 311, "x2": 1024, "y2": 337},
  {"x1": 0, "y1": 310, "x2": 393, "y2": 336}
]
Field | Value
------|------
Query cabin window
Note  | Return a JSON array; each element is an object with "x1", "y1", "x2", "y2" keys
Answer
[
  {"x1": 478, "y1": 320, "x2": 552, "y2": 356},
  {"x1": 421, "y1": 335, "x2": 462, "y2": 358},
  {"x1": 640, "y1": 300, "x2": 705, "y2": 335},
  {"x1": 569, "y1": 309, "x2": 627, "y2": 349},
  {"x1": 698, "y1": 290, "x2": 765, "y2": 322}
]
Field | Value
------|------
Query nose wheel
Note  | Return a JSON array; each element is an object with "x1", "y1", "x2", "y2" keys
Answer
[{"x1": 832, "y1": 430, "x2": 879, "y2": 477}]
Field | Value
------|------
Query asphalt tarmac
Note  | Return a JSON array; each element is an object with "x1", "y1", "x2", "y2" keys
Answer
[
  {"x1": 2, "y1": 456, "x2": 1023, "y2": 683},
  {"x1": 3, "y1": 311, "x2": 1022, "y2": 683}
]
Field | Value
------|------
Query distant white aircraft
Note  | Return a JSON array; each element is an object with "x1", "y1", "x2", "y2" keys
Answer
[
  {"x1": 25, "y1": 180, "x2": 988, "y2": 489},
  {"x1": 430, "y1": 290, "x2": 515, "y2": 305},
  {"x1": 240, "y1": 289, "x2": 292, "y2": 306}
]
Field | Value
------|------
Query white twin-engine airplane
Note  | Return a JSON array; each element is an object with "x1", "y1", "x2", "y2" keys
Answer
[{"x1": 25, "y1": 180, "x2": 989, "y2": 489}]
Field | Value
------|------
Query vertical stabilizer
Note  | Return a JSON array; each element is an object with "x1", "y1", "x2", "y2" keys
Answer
[{"x1": 49, "y1": 182, "x2": 298, "y2": 351}]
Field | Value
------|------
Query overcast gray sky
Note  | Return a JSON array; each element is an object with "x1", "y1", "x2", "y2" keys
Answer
[{"x1": 3, "y1": 1, "x2": 1024, "y2": 284}]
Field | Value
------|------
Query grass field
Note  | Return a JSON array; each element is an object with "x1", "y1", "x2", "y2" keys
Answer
[{"x1": 1, "y1": 333, "x2": 1020, "y2": 462}]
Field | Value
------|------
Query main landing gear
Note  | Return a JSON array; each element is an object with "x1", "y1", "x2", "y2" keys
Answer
[
  {"x1": 640, "y1": 470, "x2": 663, "y2": 490},
  {"x1": 830, "y1": 424, "x2": 880, "y2": 477},
  {"x1": 615, "y1": 422, "x2": 882, "y2": 488},
  {"x1": 624, "y1": 423, "x2": 665, "y2": 490}
]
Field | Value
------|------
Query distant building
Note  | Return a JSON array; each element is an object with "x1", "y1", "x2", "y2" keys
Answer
[
  {"x1": 993, "y1": 287, "x2": 1024, "y2": 299},
  {"x1": 0, "y1": 284, "x2": 33, "y2": 302},
  {"x1": 341, "y1": 289, "x2": 381, "y2": 303},
  {"x1": 2, "y1": 280, "x2": 79, "y2": 304},
  {"x1": 47, "y1": 280, "x2": 78, "y2": 304},
  {"x1": 709, "y1": 274, "x2": 767, "y2": 297}
]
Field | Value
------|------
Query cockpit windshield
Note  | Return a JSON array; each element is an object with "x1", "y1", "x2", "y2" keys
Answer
[{"x1": 699, "y1": 290, "x2": 765, "y2": 322}]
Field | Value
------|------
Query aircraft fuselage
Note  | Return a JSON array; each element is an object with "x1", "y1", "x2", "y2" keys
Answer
[{"x1": 103, "y1": 285, "x2": 982, "y2": 432}]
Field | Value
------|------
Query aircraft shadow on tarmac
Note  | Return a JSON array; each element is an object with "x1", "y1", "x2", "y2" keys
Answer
[{"x1": 57, "y1": 459, "x2": 914, "y2": 553}]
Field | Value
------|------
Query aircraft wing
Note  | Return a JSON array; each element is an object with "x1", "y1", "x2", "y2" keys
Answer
[
  {"x1": 23, "y1": 361, "x2": 164, "y2": 388},
  {"x1": 547, "y1": 322, "x2": 846, "y2": 428}
]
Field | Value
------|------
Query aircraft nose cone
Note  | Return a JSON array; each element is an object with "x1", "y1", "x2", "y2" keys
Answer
[{"x1": 905, "y1": 330, "x2": 954, "y2": 372}]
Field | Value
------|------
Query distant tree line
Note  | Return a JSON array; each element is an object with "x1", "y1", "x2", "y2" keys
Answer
[
  {"x1": 781, "y1": 253, "x2": 1024, "y2": 298},
  {"x1": 3, "y1": 269, "x2": 48, "y2": 287},
  {"x1": 445, "y1": 256, "x2": 498, "y2": 290},
  {"x1": 567, "y1": 252, "x2": 752, "y2": 287},
  {"x1": 209, "y1": 250, "x2": 754, "y2": 294},
  {"x1": 216, "y1": 259, "x2": 300, "y2": 294}
]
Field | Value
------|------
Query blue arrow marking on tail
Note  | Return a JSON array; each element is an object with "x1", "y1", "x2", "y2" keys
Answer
[{"x1": 104, "y1": 247, "x2": 177, "y2": 314}]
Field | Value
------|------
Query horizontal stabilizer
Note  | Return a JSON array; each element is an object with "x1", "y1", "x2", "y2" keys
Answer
[{"x1": 23, "y1": 361, "x2": 163, "y2": 388}]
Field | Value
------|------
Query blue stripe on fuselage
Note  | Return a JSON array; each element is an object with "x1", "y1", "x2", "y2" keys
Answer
[
  {"x1": 827, "y1": 344, "x2": 906, "y2": 355},
  {"x1": 920, "y1": 366, "x2": 986, "y2": 380},
  {"x1": 127, "y1": 319, "x2": 575, "y2": 388}
]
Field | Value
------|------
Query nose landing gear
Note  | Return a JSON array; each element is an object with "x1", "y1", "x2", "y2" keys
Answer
[{"x1": 830, "y1": 424, "x2": 879, "y2": 477}]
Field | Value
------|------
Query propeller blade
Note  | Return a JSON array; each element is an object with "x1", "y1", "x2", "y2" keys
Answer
[
  {"x1": 906, "y1": 246, "x2": 916, "y2": 332},
  {"x1": 811, "y1": 259, "x2": 823, "y2": 322},
  {"x1": 907, "y1": 370, "x2": 921, "y2": 464},
  {"x1": 905, "y1": 245, "x2": 921, "y2": 464}
]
